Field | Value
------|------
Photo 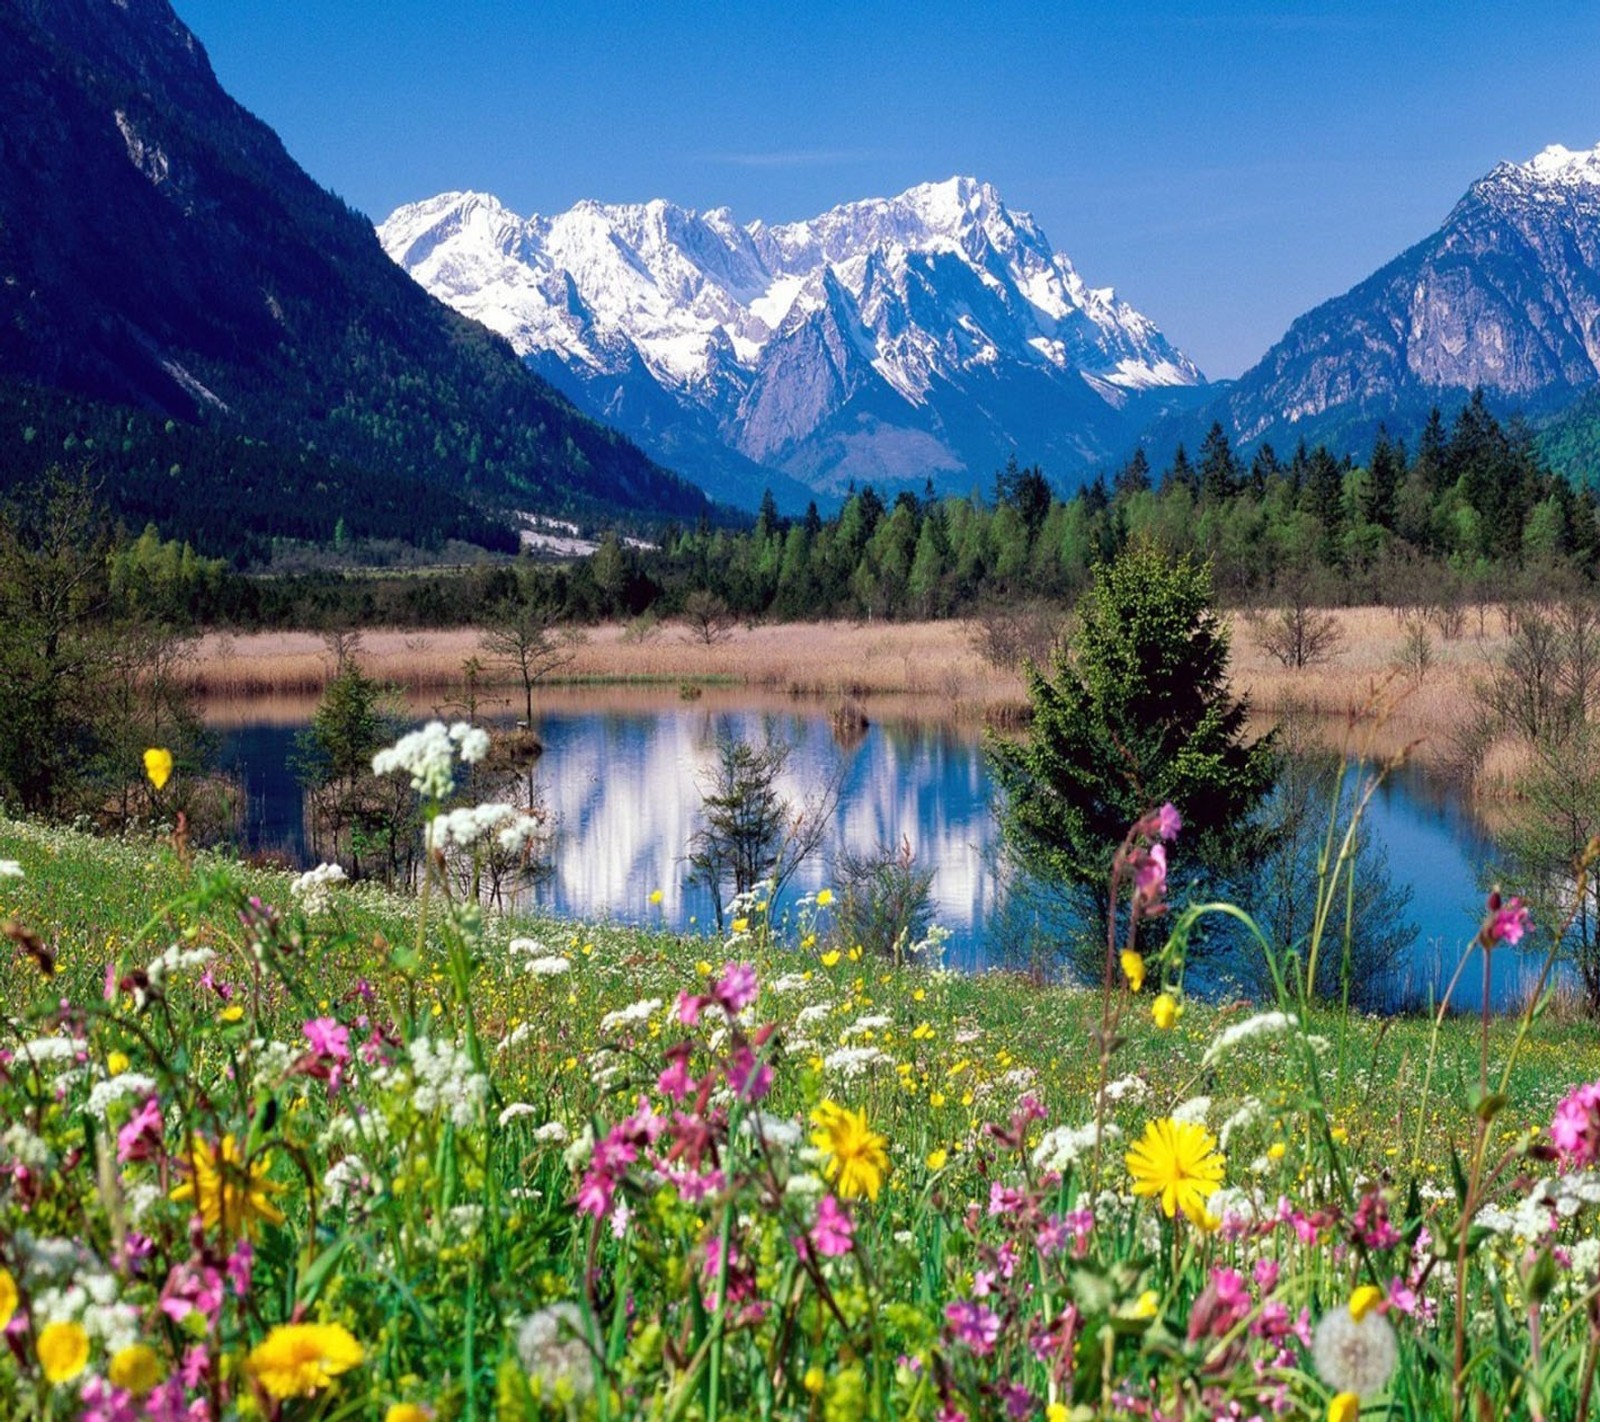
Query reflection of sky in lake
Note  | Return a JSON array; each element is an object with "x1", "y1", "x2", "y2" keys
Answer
[
  {"x1": 525, "y1": 709, "x2": 1003, "y2": 965},
  {"x1": 218, "y1": 705, "x2": 1534, "y2": 1008}
]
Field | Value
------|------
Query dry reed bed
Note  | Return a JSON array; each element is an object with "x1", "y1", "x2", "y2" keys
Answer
[{"x1": 187, "y1": 607, "x2": 1518, "y2": 765}]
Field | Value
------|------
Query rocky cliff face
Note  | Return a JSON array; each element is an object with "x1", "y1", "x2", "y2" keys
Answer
[
  {"x1": 381, "y1": 179, "x2": 1206, "y2": 506},
  {"x1": 1219, "y1": 142, "x2": 1600, "y2": 451}
]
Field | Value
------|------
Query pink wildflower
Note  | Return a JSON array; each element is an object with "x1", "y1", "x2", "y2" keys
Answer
[
  {"x1": 1553, "y1": 1081, "x2": 1600, "y2": 1168},
  {"x1": 1133, "y1": 843, "x2": 1168, "y2": 902},
  {"x1": 713, "y1": 962, "x2": 759, "y2": 1014},
  {"x1": 1156, "y1": 802, "x2": 1183, "y2": 841},
  {"x1": 1484, "y1": 893, "x2": 1531, "y2": 947},
  {"x1": 945, "y1": 1299, "x2": 1001, "y2": 1355},
  {"x1": 116, "y1": 1095, "x2": 164, "y2": 1164},
  {"x1": 303, "y1": 1017, "x2": 350, "y2": 1061},
  {"x1": 810, "y1": 1195, "x2": 854, "y2": 1257},
  {"x1": 725, "y1": 1044, "x2": 773, "y2": 1101}
]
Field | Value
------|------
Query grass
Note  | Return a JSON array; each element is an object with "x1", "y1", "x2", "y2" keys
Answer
[
  {"x1": 188, "y1": 605, "x2": 1518, "y2": 764},
  {"x1": 5, "y1": 794, "x2": 1600, "y2": 1419}
]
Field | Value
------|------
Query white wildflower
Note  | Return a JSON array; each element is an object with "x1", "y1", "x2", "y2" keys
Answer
[
  {"x1": 1312, "y1": 1308, "x2": 1398, "y2": 1395},
  {"x1": 795, "y1": 1003, "x2": 834, "y2": 1029},
  {"x1": 823, "y1": 1045, "x2": 888, "y2": 1079},
  {"x1": 2, "y1": 1123, "x2": 53, "y2": 1170},
  {"x1": 1219, "y1": 1098, "x2": 1265, "y2": 1150},
  {"x1": 784, "y1": 1172, "x2": 825, "y2": 1199},
  {"x1": 497, "y1": 816, "x2": 545, "y2": 854},
  {"x1": 498, "y1": 1102, "x2": 539, "y2": 1127},
  {"x1": 741, "y1": 1113, "x2": 802, "y2": 1150},
  {"x1": 144, "y1": 943, "x2": 214, "y2": 987},
  {"x1": 1571, "y1": 1237, "x2": 1600, "y2": 1278},
  {"x1": 564, "y1": 1124, "x2": 595, "y2": 1171},
  {"x1": 844, "y1": 1014, "x2": 892, "y2": 1038},
  {"x1": 767, "y1": 973, "x2": 810, "y2": 994},
  {"x1": 87, "y1": 1074, "x2": 158, "y2": 1116},
  {"x1": 450, "y1": 721, "x2": 490, "y2": 764},
  {"x1": 427, "y1": 803, "x2": 517, "y2": 850},
  {"x1": 498, "y1": 1023, "x2": 533, "y2": 1053},
  {"x1": 534, "y1": 1121, "x2": 570, "y2": 1146},
  {"x1": 600, "y1": 998, "x2": 661, "y2": 1034},
  {"x1": 1104, "y1": 1075, "x2": 1149, "y2": 1104},
  {"x1": 523, "y1": 956, "x2": 571, "y2": 978},
  {"x1": 371, "y1": 721, "x2": 458, "y2": 800},
  {"x1": 322, "y1": 1157, "x2": 372, "y2": 1208},
  {"x1": 516, "y1": 1303, "x2": 593, "y2": 1399},
  {"x1": 290, "y1": 862, "x2": 347, "y2": 913},
  {"x1": 1202, "y1": 1012, "x2": 1299, "y2": 1068},
  {"x1": 0, "y1": 859, "x2": 23, "y2": 877},
  {"x1": 406, "y1": 1038, "x2": 488, "y2": 1129},
  {"x1": 1172, "y1": 1096, "x2": 1212, "y2": 1126},
  {"x1": 16, "y1": 1036, "x2": 85, "y2": 1069},
  {"x1": 1033, "y1": 1122, "x2": 1118, "y2": 1174}
]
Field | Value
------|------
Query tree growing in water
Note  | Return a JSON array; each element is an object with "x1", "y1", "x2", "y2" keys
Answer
[{"x1": 988, "y1": 539, "x2": 1278, "y2": 960}]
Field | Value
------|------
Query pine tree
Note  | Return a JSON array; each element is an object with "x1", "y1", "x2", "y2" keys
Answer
[
  {"x1": 1199, "y1": 422, "x2": 1240, "y2": 502},
  {"x1": 988, "y1": 540, "x2": 1278, "y2": 937}
]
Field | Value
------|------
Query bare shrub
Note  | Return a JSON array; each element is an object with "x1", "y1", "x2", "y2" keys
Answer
[
  {"x1": 1393, "y1": 610, "x2": 1433, "y2": 684},
  {"x1": 1251, "y1": 599, "x2": 1344, "y2": 670},
  {"x1": 680, "y1": 590, "x2": 736, "y2": 647},
  {"x1": 965, "y1": 599, "x2": 1066, "y2": 672},
  {"x1": 832, "y1": 837, "x2": 936, "y2": 964}
]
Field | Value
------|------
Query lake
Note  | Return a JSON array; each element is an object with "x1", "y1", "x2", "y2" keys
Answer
[{"x1": 213, "y1": 687, "x2": 1536, "y2": 1012}]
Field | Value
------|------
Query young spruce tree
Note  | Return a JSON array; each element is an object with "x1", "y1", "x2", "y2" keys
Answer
[{"x1": 989, "y1": 539, "x2": 1278, "y2": 941}]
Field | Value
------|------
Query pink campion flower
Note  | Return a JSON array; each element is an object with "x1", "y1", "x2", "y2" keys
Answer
[
  {"x1": 576, "y1": 1169, "x2": 615, "y2": 1219},
  {"x1": 303, "y1": 1017, "x2": 350, "y2": 1061},
  {"x1": 713, "y1": 962, "x2": 758, "y2": 1014},
  {"x1": 936, "y1": 1407, "x2": 968, "y2": 1422},
  {"x1": 1552, "y1": 1081, "x2": 1600, "y2": 1168},
  {"x1": 1252, "y1": 1258, "x2": 1279, "y2": 1292},
  {"x1": 945, "y1": 1299, "x2": 1002, "y2": 1356},
  {"x1": 988, "y1": 1183, "x2": 1024, "y2": 1216},
  {"x1": 79, "y1": 1378, "x2": 140, "y2": 1422},
  {"x1": 225, "y1": 1240, "x2": 253, "y2": 1298},
  {"x1": 657, "y1": 1057, "x2": 695, "y2": 1102},
  {"x1": 811, "y1": 1195, "x2": 855, "y2": 1257},
  {"x1": 676, "y1": 990, "x2": 705, "y2": 1027},
  {"x1": 1484, "y1": 893, "x2": 1531, "y2": 947},
  {"x1": 1156, "y1": 802, "x2": 1182, "y2": 841},
  {"x1": 972, "y1": 1269, "x2": 996, "y2": 1298},
  {"x1": 160, "y1": 1261, "x2": 224, "y2": 1327},
  {"x1": 1037, "y1": 1215, "x2": 1070, "y2": 1257},
  {"x1": 117, "y1": 1095, "x2": 164, "y2": 1164},
  {"x1": 1133, "y1": 843, "x2": 1168, "y2": 902},
  {"x1": 725, "y1": 1045, "x2": 773, "y2": 1101}
]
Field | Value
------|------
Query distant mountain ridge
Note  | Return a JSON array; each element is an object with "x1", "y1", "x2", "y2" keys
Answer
[
  {"x1": 1198, "y1": 141, "x2": 1600, "y2": 463},
  {"x1": 380, "y1": 179, "x2": 1207, "y2": 507},
  {"x1": 0, "y1": 0, "x2": 711, "y2": 546}
]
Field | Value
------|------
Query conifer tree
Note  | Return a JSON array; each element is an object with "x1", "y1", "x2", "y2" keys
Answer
[{"x1": 988, "y1": 540, "x2": 1278, "y2": 938}]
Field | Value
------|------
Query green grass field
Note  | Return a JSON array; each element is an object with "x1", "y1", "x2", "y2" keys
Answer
[{"x1": 4, "y1": 810, "x2": 1600, "y2": 1421}]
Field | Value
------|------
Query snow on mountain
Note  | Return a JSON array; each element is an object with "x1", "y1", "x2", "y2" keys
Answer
[{"x1": 379, "y1": 178, "x2": 1203, "y2": 503}]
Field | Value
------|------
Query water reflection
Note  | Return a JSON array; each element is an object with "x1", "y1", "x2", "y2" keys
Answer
[{"x1": 217, "y1": 696, "x2": 1530, "y2": 1008}]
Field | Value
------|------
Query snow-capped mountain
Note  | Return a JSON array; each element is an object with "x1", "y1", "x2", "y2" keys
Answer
[
  {"x1": 380, "y1": 178, "x2": 1205, "y2": 506},
  {"x1": 1211, "y1": 141, "x2": 1600, "y2": 454}
]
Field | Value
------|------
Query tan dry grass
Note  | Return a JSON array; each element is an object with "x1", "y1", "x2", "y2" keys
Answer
[
  {"x1": 189, "y1": 606, "x2": 1519, "y2": 768},
  {"x1": 187, "y1": 622, "x2": 1026, "y2": 723}
]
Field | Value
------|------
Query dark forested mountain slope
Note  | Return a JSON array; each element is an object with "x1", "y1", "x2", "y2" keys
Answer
[{"x1": 0, "y1": 0, "x2": 711, "y2": 544}]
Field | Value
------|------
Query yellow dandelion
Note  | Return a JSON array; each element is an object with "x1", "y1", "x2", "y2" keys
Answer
[
  {"x1": 1151, "y1": 993, "x2": 1179, "y2": 1030},
  {"x1": 820, "y1": 949, "x2": 842, "y2": 968},
  {"x1": 0, "y1": 1268, "x2": 17, "y2": 1329},
  {"x1": 386, "y1": 1405, "x2": 433, "y2": 1422},
  {"x1": 1120, "y1": 950, "x2": 1145, "y2": 993},
  {"x1": 109, "y1": 1343, "x2": 163, "y2": 1395},
  {"x1": 107, "y1": 1050, "x2": 130, "y2": 1076},
  {"x1": 143, "y1": 747, "x2": 174, "y2": 791},
  {"x1": 648, "y1": 889, "x2": 664, "y2": 905},
  {"x1": 925, "y1": 1148, "x2": 949, "y2": 1171},
  {"x1": 170, "y1": 1134, "x2": 286, "y2": 1238},
  {"x1": 815, "y1": 888, "x2": 834, "y2": 908},
  {"x1": 810, "y1": 1100, "x2": 890, "y2": 1201},
  {"x1": 1126, "y1": 1117, "x2": 1225, "y2": 1220},
  {"x1": 247, "y1": 1322, "x2": 364, "y2": 1400},
  {"x1": 38, "y1": 1320, "x2": 90, "y2": 1384},
  {"x1": 1328, "y1": 1393, "x2": 1360, "y2": 1422}
]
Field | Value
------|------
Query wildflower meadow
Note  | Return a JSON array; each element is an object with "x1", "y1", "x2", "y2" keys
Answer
[{"x1": 4, "y1": 725, "x2": 1600, "y2": 1421}]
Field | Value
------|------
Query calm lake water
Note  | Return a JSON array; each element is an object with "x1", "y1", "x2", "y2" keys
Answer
[{"x1": 215, "y1": 691, "x2": 1534, "y2": 1012}]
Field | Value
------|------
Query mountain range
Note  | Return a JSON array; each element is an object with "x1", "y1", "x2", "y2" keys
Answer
[
  {"x1": 379, "y1": 180, "x2": 1208, "y2": 509},
  {"x1": 1206, "y1": 141, "x2": 1600, "y2": 460},
  {"x1": 2, "y1": 0, "x2": 1598, "y2": 543},
  {"x1": 0, "y1": 0, "x2": 710, "y2": 550}
]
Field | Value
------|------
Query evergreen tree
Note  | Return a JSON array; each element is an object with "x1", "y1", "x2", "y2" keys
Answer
[
  {"x1": 988, "y1": 540, "x2": 1278, "y2": 941},
  {"x1": 1115, "y1": 447, "x2": 1152, "y2": 498},
  {"x1": 1165, "y1": 443, "x2": 1198, "y2": 497},
  {"x1": 1199, "y1": 422, "x2": 1240, "y2": 502},
  {"x1": 1365, "y1": 428, "x2": 1403, "y2": 529}
]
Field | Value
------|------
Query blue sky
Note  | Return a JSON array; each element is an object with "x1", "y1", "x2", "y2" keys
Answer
[{"x1": 171, "y1": 1, "x2": 1600, "y2": 378}]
